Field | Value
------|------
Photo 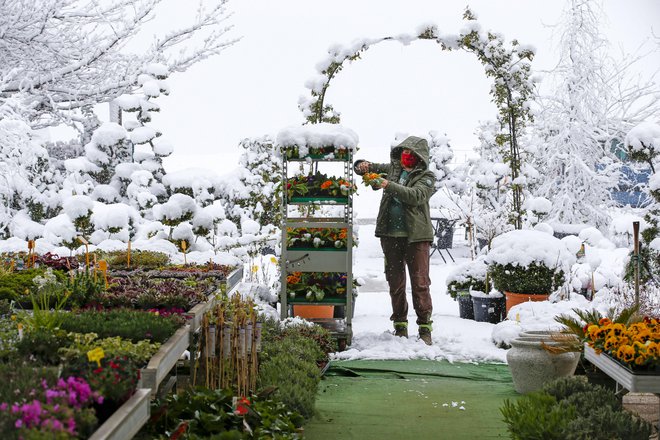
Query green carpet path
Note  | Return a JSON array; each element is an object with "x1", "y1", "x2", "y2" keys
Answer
[{"x1": 303, "y1": 360, "x2": 519, "y2": 440}]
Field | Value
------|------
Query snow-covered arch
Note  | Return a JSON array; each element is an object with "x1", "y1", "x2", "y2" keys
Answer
[{"x1": 298, "y1": 9, "x2": 536, "y2": 228}]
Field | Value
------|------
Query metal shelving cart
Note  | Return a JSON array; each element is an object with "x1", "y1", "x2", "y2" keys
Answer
[{"x1": 279, "y1": 150, "x2": 354, "y2": 350}]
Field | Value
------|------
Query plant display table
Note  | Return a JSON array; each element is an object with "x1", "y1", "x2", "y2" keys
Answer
[{"x1": 585, "y1": 344, "x2": 660, "y2": 430}]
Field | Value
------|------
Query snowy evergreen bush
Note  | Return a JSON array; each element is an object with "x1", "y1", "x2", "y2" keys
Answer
[{"x1": 485, "y1": 230, "x2": 575, "y2": 295}]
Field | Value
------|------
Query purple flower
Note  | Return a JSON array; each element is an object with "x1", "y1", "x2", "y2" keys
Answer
[{"x1": 0, "y1": 402, "x2": 7, "y2": 411}]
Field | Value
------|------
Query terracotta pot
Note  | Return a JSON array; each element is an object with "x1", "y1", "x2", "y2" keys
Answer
[
  {"x1": 504, "y1": 291, "x2": 549, "y2": 313},
  {"x1": 293, "y1": 305, "x2": 334, "y2": 319}
]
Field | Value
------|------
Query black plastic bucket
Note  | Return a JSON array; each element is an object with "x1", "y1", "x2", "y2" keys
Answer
[{"x1": 471, "y1": 295, "x2": 506, "y2": 323}]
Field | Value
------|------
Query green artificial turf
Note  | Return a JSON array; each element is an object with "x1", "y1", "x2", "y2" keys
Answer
[{"x1": 304, "y1": 360, "x2": 519, "y2": 439}]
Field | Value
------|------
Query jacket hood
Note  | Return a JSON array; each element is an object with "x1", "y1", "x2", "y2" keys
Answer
[{"x1": 390, "y1": 136, "x2": 430, "y2": 170}]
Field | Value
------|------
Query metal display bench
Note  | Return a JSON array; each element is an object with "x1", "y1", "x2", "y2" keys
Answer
[{"x1": 279, "y1": 151, "x2": 354, "y2": 350}]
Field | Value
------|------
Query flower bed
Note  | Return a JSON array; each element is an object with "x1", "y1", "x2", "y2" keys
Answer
[
  {"x1": 584, "y1": 317, "x2": 659, "y2": 372},
  {"x1": 281, "y1": 144, "x2": 351, "y2": 160}
]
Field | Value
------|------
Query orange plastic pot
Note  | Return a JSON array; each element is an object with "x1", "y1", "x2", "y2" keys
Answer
[
  {"x1": 504, "y1": 291, "x2": 549, "y2": 313},
  {"x1": 293, "y1": 305, "x2": 334, "y2": 319}
]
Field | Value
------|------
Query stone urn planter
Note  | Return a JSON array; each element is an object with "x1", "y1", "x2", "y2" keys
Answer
[{"x1": 507, "y1": 337, "x2": 580, "y2": 394}]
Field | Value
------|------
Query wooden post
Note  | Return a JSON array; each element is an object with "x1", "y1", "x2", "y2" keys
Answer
[
  {"x1": 127, "y1": 240, "x2": 131, "y2": 269},
  {"x1": 633, "y1": 221, "x2": 640, "y2": 307},
  {"x1": 181, "y1": 241, "x2": 187, "y2": 265},
  {"x1": 78, "y1": 236, "x2": 90, "y2": 270}
]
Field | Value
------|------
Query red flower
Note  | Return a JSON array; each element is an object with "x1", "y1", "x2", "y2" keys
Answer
[{"x1": 234, "y1": 397, "x2": 250, "y2": 416}]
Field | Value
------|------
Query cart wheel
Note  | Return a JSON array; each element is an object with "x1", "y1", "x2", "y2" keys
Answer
[{"x1": 337, "y1": 338, "x2": 347, "y2": 352}]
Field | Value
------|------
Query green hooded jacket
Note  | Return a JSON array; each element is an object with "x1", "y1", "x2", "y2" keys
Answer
[{"x1": 357, "y1": 136, "x2": 437, "y2": 242}]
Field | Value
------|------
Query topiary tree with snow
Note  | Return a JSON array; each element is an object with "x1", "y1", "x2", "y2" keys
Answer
[
  {"x1": 62, "y1": 195, "x2": 95, "y2": 242},
  {"x1": 152, "y1": 193, "x2": 197, "y2": 242},
  {"x1": 84, "y1": 122, "x2": 131, "y2": 185},
  {"x1": 90, "y1": 203, "x2": 139, "y2": 245},
  {"x1": 625, "y1": 121, "x2": 660, "y2": 282}
]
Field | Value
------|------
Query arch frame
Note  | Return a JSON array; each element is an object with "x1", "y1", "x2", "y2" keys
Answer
[{"x1": 298, "y1": 9, "x2": 535, "y2": 228}]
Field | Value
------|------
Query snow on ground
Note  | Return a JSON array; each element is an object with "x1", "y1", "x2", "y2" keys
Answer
[
  {"x1": 337, "y1": 223, "x2": 510, "y2": 364},
  {"x1": 331, "y1": 223, "x2": 622, "y2": 365}
]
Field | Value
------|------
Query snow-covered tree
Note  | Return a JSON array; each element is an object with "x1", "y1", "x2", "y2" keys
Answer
[
  {"x1": 0, "y1": 0, "x2": 235, "y2": 127},
  {"x1": 532, "y1": 0, "x2": 660, "y2": 229},
  {"x1": 625, "y1": 121, "x2": 660, "y2": 281},
  {"x1": 0, "y1": 119, "x2": 60, "y2": 235},
  {"x1": 427, "y1": 131, "x2": 454, "y2": 188}
]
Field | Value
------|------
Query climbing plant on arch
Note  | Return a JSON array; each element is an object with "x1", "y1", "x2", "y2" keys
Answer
[{"x1": 298, "y1": 9, "x2": 536, "y2": 229}]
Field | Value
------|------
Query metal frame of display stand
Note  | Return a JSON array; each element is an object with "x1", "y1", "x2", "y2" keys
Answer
[{"x1": 280, "y1": 153, "x2": 354, "y2": 349}]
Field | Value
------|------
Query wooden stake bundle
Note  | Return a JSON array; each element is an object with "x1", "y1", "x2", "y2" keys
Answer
[{"x1": 195, "y1": 292, "x2": 261, "y2": 396}]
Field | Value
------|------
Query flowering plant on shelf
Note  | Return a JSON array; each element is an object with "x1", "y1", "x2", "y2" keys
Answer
[
  {"x1": 585, "y1": 317, "x2": 660, "y2": 371},
  {"x1": 286, "y1": 272, "x2": 349, "y2": 301},
  {"x1": 286, "y1": 228, "x2": 350, "y2": 250},
  {"x1": 286, "y1": 172, "x2": 357, "y2": 199}
]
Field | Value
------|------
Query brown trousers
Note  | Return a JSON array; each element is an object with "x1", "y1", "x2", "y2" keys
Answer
[{"x1": 380, "y1": 237, "x2": 432, "y2": 325}]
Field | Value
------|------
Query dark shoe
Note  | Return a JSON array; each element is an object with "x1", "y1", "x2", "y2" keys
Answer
[
  {"x1": 393, "y1": 322, "x2": 408, "y2": 338},
  {"x1": 418, "y1": 324, "x2": 432, "y2": 346}
]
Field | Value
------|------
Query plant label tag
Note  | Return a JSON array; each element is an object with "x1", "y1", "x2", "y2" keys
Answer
[
  {"x1": 27, "y1": 240, "x2": 35, "y2": 250},
  {"x1": 78, "y1": 236, "x2": 89, "y2": 245},
  {"x1": 87, "y1": 347, "x2": 105, "y2": 367},
  {"x1": 98, "y1": 260, "x2": 108, "y2": 272},
  {"x1": 488, "y1": 307, "x2": 495, "y2": 313},
  {"x1": 181, "y1": 240, "x2": 187, "y2": 251}
]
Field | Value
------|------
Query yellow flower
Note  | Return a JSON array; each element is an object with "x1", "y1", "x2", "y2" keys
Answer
[
  {"x1": 616, "y1": 345, "x2": 635, "y2": 363},
  {"x1": 270, "y1": 256, "x2": 278, "y2": 264},
  {"x1": 10, "y1": 315, "x2": 16, "y2": 321}
]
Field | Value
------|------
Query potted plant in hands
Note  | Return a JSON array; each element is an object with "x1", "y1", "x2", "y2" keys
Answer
[
  {"x1": 445, "y1": 256, "x2": 488, "y2": 320},
  {"x1": 485, "y1": 230, "x2": 574, "y2": 314}
]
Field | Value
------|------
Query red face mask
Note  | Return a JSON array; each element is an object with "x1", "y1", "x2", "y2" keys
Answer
[{"x1": 400, "y1": 151, "x2": 419, "y2": 168}]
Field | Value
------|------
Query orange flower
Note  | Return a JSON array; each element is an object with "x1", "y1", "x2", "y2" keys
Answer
[{"x1": 321, "y1": 180, "x2": 333, "y2": 190}]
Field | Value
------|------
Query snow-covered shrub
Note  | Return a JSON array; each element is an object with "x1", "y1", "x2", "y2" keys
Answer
[
  {"x1": 91, "y1": 203, "x2": 139, "y2": 243},
  {"x1": 44, "y1": 214, "x2": 78, "y2": 250},
  {"x1": 62, "y1": 195, "x2": 95, "y2": 238},
  {"x1": 486, "y1": 230, "x2": 576, "y2": 295},
  {"x1": 153, "y1": 194, "x2": 197, "y2": 228},
  {"x1": 84, "y1": 122, "x2": 131, "y2": 185},
  {"x1": 445, "y1": 256, "x2": 488, "y2": 299},
  {"x1": 162, "y1": 168, "x2": 220, "y2": 207}
]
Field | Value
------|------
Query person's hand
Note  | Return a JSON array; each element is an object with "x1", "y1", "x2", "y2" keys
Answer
[
  {"x1": 380, "y1": 179, "x2": 388, "y2": 188},
  {"x1": 356, "y1": 161, "x2": 370, "y2": 173}
]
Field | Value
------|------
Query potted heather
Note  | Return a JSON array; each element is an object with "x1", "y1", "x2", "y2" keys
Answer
[
  {"x1": 445, "y1": 256, "x2": 488, "y2": 320},
  {"x1": 485, "y1": 229, "x2": 574, "y2": 314}
]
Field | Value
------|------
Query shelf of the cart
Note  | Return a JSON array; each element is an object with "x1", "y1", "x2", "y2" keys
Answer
[
  {"x1": 287, "y1": 297, "x2": 348, "y2": 305},
  {"x1": 309, "y1": 318, "x2": 352, "y2": 349},
  {"x1": 283, "y1": 156, "x2": 351, "y2": 162},
  {"x1": 285, "y1": 250, "x2": 349, "y2": 272},
  {"x1": 288, "y1": 197, "x2": 348, "y2": 204},
  {"x1": 285, "y1": 219, "x2": 350, "y2": 228}
]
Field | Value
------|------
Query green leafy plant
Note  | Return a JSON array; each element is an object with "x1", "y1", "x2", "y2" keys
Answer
[
  {"x1": 15, "y1": 328, "x2": 73, "y2": 365},
  {"x1": 98, "y1": 250, "x2": 170, "y2": 271},
  {"x1": 65, "y1": 270, "x2": 106, "y2": 308},
  {"x1": 58, "y1": 332, "x2": 160, "y2": 365},
  {"x1": 0, "y1": 268, "x2": 66, "y2": 302},
  {"x1": 501, "y1": 377, "x2": 653, "y2": 440},
  {"x1": 489, "y1": 262, "x2": 564, "y2": 295},
  {"x1": 21, "y1": 269, "x2": 69, "y2": 331},
  {"x1": 63, "y1": 355, "x2": 140, "y2": 405},
  {"x1": 139, "y1": 387, "x2": 303, "y2": 439},
  {"x1": 445, "y1": 257, "x2": 488, "y2": 299},
  {"x1": 58, "y1": 309, "x2": 185, "y2": 343},
  {"x1": 258, "y1": 332, "x2": 322, "y2": 419}
]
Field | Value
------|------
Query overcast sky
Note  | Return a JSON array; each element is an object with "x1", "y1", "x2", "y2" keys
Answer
[{"x1": 147, "y1": 0, "x2": 659, "y2": 214}]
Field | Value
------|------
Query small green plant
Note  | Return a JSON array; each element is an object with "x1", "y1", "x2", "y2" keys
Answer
[
  {"x1": 99, "y1": 250, "x2": 170, "y2": 271},
  {"x1": 24, "y1": 269, "x2": 70, "y2": 331},
  {"x1": 0, "y1": 268, "x2": 66, "y2": 302},
  {"x1": 501, "y1": 377, "x2": 653, "y2": 440},
  {"x1": 15, "y1": 328, "x2": 73, "y2": 365},
  {"x1": 65, "y1": 270, "x2": 106, "y2": 308},
  {"x1": 58, "y1": 309, "x2": 185, "y2": 343},
  {"x1": 258, "y1": 333, "x2": 322, "y2": 419},
  {"x1": 58, "y1": 332, "x2": 160, "y2": 365}
]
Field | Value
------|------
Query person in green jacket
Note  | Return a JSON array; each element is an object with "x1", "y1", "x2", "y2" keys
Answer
[{"x1": 354, "y1": 136, "x2": 436, "y2": 345}]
